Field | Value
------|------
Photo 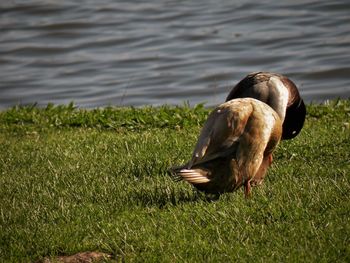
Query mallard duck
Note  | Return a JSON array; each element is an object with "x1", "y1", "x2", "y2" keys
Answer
[
  {"x1": 170, "y1": 98, "x2": 282, "y2": 198},
  {"x1": 226, "y1": 72, "x2": 306, "y2": 140}
]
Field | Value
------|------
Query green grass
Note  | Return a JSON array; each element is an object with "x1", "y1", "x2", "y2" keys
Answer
[{"x1": 0, "y1": 99, "x2": 349, "y2": 262}]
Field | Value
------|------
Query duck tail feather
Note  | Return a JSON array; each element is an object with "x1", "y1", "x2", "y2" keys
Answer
[
  {"x1": 167, "y1": 165, "x2": 186, "y2": 182},
  {"x1": 177, "y1": 169, "x2": 210, "y2": 184}
]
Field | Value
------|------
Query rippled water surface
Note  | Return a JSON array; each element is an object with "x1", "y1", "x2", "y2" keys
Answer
[{"x1": 1, "y1": 0, "x2": 350, "y2": 108}]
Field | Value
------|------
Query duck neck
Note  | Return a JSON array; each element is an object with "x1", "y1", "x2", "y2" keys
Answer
[{"x1": 268, "y1": 76, "x2": 289, "y2": 121}]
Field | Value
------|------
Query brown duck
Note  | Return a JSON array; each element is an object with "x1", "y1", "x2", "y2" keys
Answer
[
  {"x1": 170, "y1": 98, "x2": 282, "y2": 198},
  {"x1": 226, "y1": 72, "x2": 306, "y2": 140}
]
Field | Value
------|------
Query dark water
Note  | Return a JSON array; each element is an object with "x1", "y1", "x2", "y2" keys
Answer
[{"x1": 1, "y1": 0, "x2": 350, "y2": 109}]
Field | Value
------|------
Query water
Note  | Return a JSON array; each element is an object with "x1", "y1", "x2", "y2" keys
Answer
[{"x1": 1, "y1": 0, "x2": 350, "y2": 109}]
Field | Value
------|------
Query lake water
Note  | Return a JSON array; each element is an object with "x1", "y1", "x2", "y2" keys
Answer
[{"x1": 1, "y1": 0, "x2": 350, "y2": 109}]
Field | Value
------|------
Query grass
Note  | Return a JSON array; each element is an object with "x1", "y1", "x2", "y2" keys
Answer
[{"x1": 0, "y1": 99, "x2": 349, "y2": 262}]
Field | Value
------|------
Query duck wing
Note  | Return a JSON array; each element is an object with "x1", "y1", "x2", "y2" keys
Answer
[{"x1": 187, "y1": 99, "x2": 254, "y2": 168}]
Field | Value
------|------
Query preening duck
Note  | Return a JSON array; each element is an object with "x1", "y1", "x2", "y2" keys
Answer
[
  {"x1": 226, "y1": 72, "x2": 306, "y2": 140},
  {"x1": 170, "y1": 98, "x2": 282, "y2": 198}
]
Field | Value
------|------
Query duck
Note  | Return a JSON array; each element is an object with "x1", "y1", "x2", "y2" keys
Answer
[
  {"x1": 170, "y1": 98, "x2": 282, "y2": 198},
  {"x1": 226, "y1": 72, "x2": 306, "y2": 140}
]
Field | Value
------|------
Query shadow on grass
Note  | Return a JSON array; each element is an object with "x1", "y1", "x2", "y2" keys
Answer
[{"x1": 131, "y1": 183, "x2": 211, "y2": 209}]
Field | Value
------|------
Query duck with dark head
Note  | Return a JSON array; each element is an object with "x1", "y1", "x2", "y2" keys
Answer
[
  {"x1": 169, "y1": 72, "x2": 305, "y2": 199},
  {"x1": 226, "y1": 72, "x2": 306, "y2": 140}
]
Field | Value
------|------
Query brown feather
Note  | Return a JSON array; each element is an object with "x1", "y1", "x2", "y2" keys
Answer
[{"x1": 169, "y1": 98, "x2": 282, "y2": 196}]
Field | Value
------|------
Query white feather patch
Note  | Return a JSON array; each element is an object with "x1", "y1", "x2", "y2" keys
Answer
[
  {"x1": 178, "y1": 169, "x2": 210, "y2": 184},
  {"x1": 269, "y1": 76, "x2": 289, "y2": 121}
]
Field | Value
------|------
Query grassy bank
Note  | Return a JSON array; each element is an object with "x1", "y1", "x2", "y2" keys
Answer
[{"x1": 0, "y1": 100, "x2": 349, "y2": 262}]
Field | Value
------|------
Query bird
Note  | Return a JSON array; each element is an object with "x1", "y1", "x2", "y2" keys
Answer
[
  {"x1": 170, "y1": 98, "x2": 282, "y2": 198},
  {"x1": 226, "y1": 72, "x2": 306, "y2": 140}
]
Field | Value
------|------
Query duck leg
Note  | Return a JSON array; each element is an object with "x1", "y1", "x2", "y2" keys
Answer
[
  {"x1": 236, "y1": 137, "x2": 265, "y2": 198},
  {"x1": 244, "y1": 180, "x2": 251, "y2": 198},
  {"x1": 250, "y1": 153, "x2": 274, "y2": 187}
]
